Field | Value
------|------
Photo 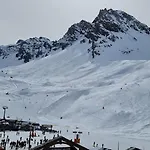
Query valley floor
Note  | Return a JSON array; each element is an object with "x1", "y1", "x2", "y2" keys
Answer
[{"x1": 1, "y1": 128, "x2": 150, "y2": 150}]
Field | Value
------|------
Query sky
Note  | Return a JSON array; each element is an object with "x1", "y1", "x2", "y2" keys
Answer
[{"x1": 0, "y1": 0, "x2": 149, "y2": 45}]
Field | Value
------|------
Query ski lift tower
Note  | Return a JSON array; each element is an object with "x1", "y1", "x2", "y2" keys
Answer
[
  {"x1": 2, "y1": 106, "x2": 8, "y2": 120},
  {"x1": 28, "y1": 122, "x2": 32, "y2": 150},
  {"x1": 2, "y1": 106, "x2": 8, "y2": 150}
]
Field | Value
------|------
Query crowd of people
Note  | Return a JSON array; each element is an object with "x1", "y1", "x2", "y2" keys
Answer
[{"x1": 0, "y1": 130, "x2": 60, "y2": 150}]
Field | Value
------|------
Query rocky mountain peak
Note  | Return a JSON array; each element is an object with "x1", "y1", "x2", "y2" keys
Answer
[
  {"x1": 93, "y1": 8, "x2": 150, "y2": 34},
  {"x1": 60, "y1": 20, "x2": 93, "y2": 43},
  {"x1": 61, "y1": 8, "x2": 150, "y2": 45},
  {"x1": 0, "y1": 9, "x2": 150, "y2": 66}
]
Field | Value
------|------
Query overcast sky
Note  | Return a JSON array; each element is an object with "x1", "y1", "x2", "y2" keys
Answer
[{"x1": 0, "y1": 0, "x2": 149, "y2": 44}]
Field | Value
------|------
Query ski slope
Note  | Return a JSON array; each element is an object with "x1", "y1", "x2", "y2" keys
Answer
[
  {"x1": 0, "y1": 42, "x2": 150, "y2": 137},
  {"x1": 1, "y1": 130, "x2": 150, "y2": 150},
  {"x1": 1, "y1": 8, "x2": 150, "y2": 149}
]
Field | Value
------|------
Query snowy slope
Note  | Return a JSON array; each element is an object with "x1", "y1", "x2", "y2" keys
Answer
[{"x1": 0, "y1": 43, "x2": 150, "y2": 137}]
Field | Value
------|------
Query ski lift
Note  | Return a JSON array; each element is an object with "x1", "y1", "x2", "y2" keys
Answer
[
  {"x1": 78, "y1": 131, "x2": 82, "y2": 134},
  {"x1": 73, "y1": 131, "x2": 82, "y2": 143}
]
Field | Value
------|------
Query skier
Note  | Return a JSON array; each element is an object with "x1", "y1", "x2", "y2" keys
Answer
[{"x1": 93, "y1": 142, "x2": 95, "y2": 147}]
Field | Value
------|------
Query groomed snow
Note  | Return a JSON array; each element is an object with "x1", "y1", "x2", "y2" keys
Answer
[{"x1": 0, "y1": 41, "x2": 150, "y2": 149}]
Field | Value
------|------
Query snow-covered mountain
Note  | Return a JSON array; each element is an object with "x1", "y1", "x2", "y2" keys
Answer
[
  {"x1": 1, "y1": 46, "x2": 150, "y2": 135},
  {"x1": 0, "y1": 8, "x2": 150, "y2": 68},
  {"x1": 1, "y1": 9, "x2": 150, "y2": 138}
]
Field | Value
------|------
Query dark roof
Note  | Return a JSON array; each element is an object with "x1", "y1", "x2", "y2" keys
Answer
[
  {"x1": 99, "y1": 148, "x2": 112, "y2": 150},
  {"x1": 126, "y1": 147, "x2": 141, "y2": 150},
  {"x1": 31, "y1": 136, "x2": 89, "y2": 150}
]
